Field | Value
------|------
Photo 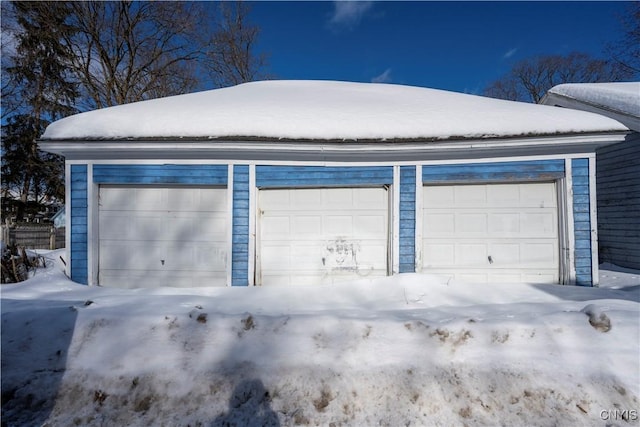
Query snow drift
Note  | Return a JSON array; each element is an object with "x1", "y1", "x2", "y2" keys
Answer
[{"x1": 2, "y1": 251, "x2": 639, "y2": 426}]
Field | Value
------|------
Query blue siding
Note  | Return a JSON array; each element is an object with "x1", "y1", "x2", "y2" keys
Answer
[
  {"x1": 422, "y1": 160, "x2": 565, "y2": 182},
  {"x1": 399, "y1": 166, "x2": 416, "y2": 273},
  {"x1": 232, "y1": 165, "x2": 250, "y2": 286},
  {"x1": 70, "y1": 165, "x2": 88, "y2": 285},
  {"x1": 93, "y1": 164, "x2": 227, "y2": 185},
  {"x1": 256, "y1": 165, "x2": 393, "y2": 187},
  {"x1": 66, "y1": 159, "x2": 594, "y2": 287},
  {"x1": 572, "y1": 159, "x2": 592, "y2": 286}
]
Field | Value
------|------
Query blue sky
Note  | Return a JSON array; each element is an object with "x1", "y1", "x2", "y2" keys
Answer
[{"x1": 250, "y1": 1, "x2": 631, "y2": 94}]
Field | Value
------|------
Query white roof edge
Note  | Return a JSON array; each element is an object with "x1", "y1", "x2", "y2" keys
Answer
[
  {"x1": 39, "y1": 132, "x2": 629, "y2": 161},
  {"x1": 542, "y1": 82, "x2": 640, "y2": 132}
]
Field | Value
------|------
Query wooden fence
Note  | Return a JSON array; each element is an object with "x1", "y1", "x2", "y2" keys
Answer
[{"x1": 1, "y1": 224, "x2": 65, "y2": 250}]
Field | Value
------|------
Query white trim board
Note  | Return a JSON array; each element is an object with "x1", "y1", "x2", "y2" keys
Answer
[
  {"x1": 589, "y1": 156, "x2": 599, "y2": 286},
  {"x1": 62, "y1": 152, "x2": 598, "y2": 168}
]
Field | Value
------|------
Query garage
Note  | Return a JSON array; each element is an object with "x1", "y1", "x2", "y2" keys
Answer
[
  {"x1": 98, "y1": 186, "x2": 228, "y2": 288},
  {"x1": 41, "y1": 81, "x2": 619, "y2": 288},
  {"x1": 257, "y1": 187, "x2": 389, "y2": 286},
  {"x1": 422, "y1": 182, "x2": 559, "y2": 284}
]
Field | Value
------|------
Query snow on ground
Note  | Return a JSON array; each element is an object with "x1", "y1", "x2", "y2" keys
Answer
[
  {"x1": 2, "y1": 251, "x2": 639, "y2": 426},
  {"x1": 40, "y1": 80, "x2": 628, "y2": 141}
]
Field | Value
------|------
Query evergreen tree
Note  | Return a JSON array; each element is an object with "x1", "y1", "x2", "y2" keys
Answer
[{"x1": 1, "y1": 1, "x2": 77, "y2": 220}]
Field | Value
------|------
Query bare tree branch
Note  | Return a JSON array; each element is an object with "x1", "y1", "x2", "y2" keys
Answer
[
  {"x1": 204, "y1": 2, "x2": 270, "y2": 88},
  {"x1": 484, "y1": 52, "x2": 633, "y2": 103},
  {"x1": 606, "y1": 2, "x2": 640, "y2": 78},
  {"x1": 63, "y1": 1, "x2": 208, "y2": 109}
]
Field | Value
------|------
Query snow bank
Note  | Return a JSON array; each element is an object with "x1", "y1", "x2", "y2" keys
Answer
[
  {"x1": 41, "y1": 80, "x2": 628, "y2": 142},
  {"x1": 2, "y1": 252, "x2": 639, "y2": 426}
]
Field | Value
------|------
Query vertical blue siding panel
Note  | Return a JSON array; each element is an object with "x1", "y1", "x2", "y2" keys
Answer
[
  {"x1": 399, "y1": 166, "x2": 416, "y2": 273},
  {"x1": 70, "y1": 165, "x2": 88, "y2": 285},
  {"x1": 572, "y1": 159, "x2": 592, "y2": 286},
  {"x1": 232, "y1": 165, "x2": 250, "y2": 286}
]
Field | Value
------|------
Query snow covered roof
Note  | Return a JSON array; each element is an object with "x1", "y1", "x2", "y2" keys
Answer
[
  {"x1": 542, "y1": 82, "x2": 640, "y2": 132},
  {"x1": 41, "y1": 80, "x2": 628, "y2": 142}
]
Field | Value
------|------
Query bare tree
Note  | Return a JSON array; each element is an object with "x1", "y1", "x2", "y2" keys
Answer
[
  {"x1": 1, "y1": 1, "x2": 270, "y2": 218},
  {"x1": 606, "y1": 2, "x2": 640, "y2": 78},
  {"x1": 484, "y1": 52, "x2": 633, "y2": 103},
  {"x1": 52, "y1": 1, "x2": 270, "y2": 109},
  {"x1": 205, "y1": 1, "x2": 270, "y2": 88},
  {"x1": 62, "y1": 1, "x2": 206, "y2": 110}
]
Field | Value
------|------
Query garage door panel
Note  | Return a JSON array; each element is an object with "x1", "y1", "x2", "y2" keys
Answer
[
  {"x1": 167, "y1": 213, "x2": 226, "y2": 242},
  {"x1": 423, "y1": 182, "x2": 559, "y2": 284},
  {"x1": 357, "y1": 187, "x2": 387, "y2": 207},
  {"x1": 99, "y1": 213, "x2": 132, "y2": 239},
  {"x1": 326, "y1": 188, "x2": 354, "y2": 207},
  {"x1": 523, "y1": 183, "x2": 557, "y2": 207},
  {"x1": 424, "y1": 243, "x2": 455, "y2": 266},
  {"x1": 521, "y1": 212, "x2": 556, "y2": 235},
  {"x1": 260, "y1": 245, "x2": 291, "y2": 269},
  {"x1": 100, "y1": 187, "x2": 165, "y2": 211},
  {"x1": 424, "y1": 213, "x2": 454, "y2": 235},
  {"x1": 355, "y1": 215, "x2": 387, "y2": 236},
  {"x1": 524, "y1": 272, "x2": 557, "y2": 283},
  {"x1": 261, "y1": 216, "x2": 290, "y2": 237},
  {"x1": 261, "y1": 190, "x2": 291, "y2": 210},
  {"x1": 521, "y1": 243, "x2": 557, "y2": 265},
  {"x1": 259, "y1": 187, "x2": 388, "y2": 286},
  {"x1": 487, "y1": 184, "x2": 520, "y2": 205},
  {"x1": 292, "y1": 216, "x2": 323, "y2": 236},
  {"x1": 101, "y1": 241, "x2": 162, "y2": 270},
  {"x1": 260, "y1": 272, "x2": 318, "y2": 287},
  {"x1": 424, "y1": 186, "x2": 455, "y2": 206},
  {"x1": 455, "y1": 186, "x2": 486, "y2": 206},
  {"x1": 122, "y1": 188, "x2": 165, "y2": 210},
  {"x1": 356, "y1": 244, "x2": 387, "y2": 267},
  {"x1": 292, "y1": 245, "x2": 324, "y2": 269},
  {"x1": 99, "y1": 186, "x2": 228, "y2": 288},
  {"x1": 488, "y1": 213, "x2": 520, "y2": 234},
  {"x1": 100, "y1": 271, "x2": 226, "y2": 289},
  {"x1": 195, "y1": 216, "x2": 227, "y2": 241},
  {"x1": 456, "y1": 244, "x2": 488, "y2": 266},
  {"x1": 325, "y1": 216, "x2": 353, "y2": 235},
  {"x1": 426, "y1": 269, "x2": 559, "y2": 285},
  {"x1": 490, "y1": 244, "x2": 520, "y2": 265},
  {"x1": 167, "y1": 187, "x2": 226, "y2": 212},
  {"x1": 140, "y1": 217, "x2": 166, "y2": 239},
  {"x1": 456, "y1": 214, "x2": 488, "y2": 234}
]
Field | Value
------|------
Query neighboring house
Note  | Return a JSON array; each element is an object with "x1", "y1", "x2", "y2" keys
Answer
[
  {"x1": 39, "y1": 80, "x2": 631, "y2": 288},
  {"x1": 542, "y1": 82, "x2": 640, "y2": 270},
  {"x1": 50, "y1": 207, "x2": 65, "y2": 229}
]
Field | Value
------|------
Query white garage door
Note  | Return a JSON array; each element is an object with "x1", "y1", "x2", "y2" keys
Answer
[
  {"x1": 99, "y1": 186, "x2": 228, "y2": 288},
  {"x1": 422, "y1": 182, "x2": 559, "y2": 284},
  {"x1": 258, "y1": 187, "x2": 389, "y2": 286}
]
